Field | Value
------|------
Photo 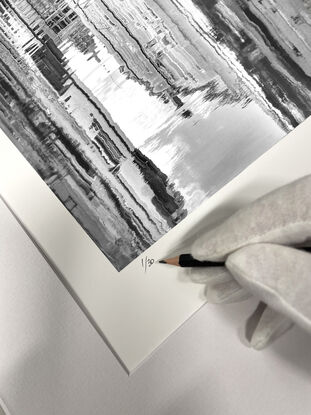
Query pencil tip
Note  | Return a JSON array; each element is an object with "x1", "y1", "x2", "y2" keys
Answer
[{"x1": 159, "y1": 260, "x2": 166, "y2": 264}]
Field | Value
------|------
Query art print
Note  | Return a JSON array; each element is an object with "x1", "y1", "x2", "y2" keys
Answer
[{"x1": 0, "y1": 0, "x2": 310, "y2": 270}]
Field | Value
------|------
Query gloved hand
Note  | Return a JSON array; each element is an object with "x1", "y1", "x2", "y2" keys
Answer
[{"x1": 189, "y1": 175, "x2": 311, "y2": 349}]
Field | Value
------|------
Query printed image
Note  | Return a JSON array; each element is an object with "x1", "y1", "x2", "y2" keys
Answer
[{"x1": 0, "y1": 0, "x2": 310, "y2": 271}]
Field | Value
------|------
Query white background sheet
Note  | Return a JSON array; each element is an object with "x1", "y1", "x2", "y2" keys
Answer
[{"x1": 1, "y1": 193, "x2": 311, "y2": 415}]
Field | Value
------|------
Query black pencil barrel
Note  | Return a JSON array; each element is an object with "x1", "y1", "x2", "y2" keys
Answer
[{"x1": 179, "y1": 254, "x2": 224, "y2": 268}]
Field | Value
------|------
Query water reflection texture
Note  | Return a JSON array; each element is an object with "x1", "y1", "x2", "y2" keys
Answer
[{"x1": 0, "y1": 0, "x2": 310, "y2": 270}]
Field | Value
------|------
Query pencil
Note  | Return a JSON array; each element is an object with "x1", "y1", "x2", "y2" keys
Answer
[
  {"x1": 160, "y1": 247, "x2": 311, "y2": 268},
  {"x1": 159, "y1": 253, "x2": 224, "y2": 268}
]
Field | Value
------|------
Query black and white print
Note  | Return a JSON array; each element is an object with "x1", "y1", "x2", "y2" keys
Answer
[{"x1": 0, "y1": 0, "x2": 311, "y2": 270}]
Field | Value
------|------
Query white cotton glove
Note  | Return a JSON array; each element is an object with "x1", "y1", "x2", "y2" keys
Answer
[{"x1": 189, "y1": 175, "x2": 311, "y2": 349}]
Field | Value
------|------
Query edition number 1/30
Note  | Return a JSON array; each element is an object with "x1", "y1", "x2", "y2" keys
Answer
[{"x1": 141, "y1": 257, "x2": 155, "y2": 273}]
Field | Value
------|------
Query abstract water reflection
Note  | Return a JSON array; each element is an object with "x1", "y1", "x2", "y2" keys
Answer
[{"x1": 0, "y1": 0, "x2": 310, "y2": 270}]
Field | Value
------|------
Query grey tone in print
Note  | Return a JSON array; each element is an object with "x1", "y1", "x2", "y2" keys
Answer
[{"x1": 0, "y1": 0, "x2": 310, "y2": 271}]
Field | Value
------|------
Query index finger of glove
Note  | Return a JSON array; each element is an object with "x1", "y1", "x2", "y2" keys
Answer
[{"x1": 191, "y1": 175, "x2": 311, "y2": 262}]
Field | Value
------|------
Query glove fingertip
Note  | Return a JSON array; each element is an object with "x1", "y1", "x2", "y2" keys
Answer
[
  {"x1": 205, "y1": 280, "x2": 251, "y2": 304},
  {"x1": 242, "y1": 302, "x2": 294, "y2": 350}
]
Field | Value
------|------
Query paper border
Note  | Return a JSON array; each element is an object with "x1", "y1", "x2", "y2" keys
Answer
[{"x1": 0, "y1": 118, "x2": 310, "y2": 373}]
